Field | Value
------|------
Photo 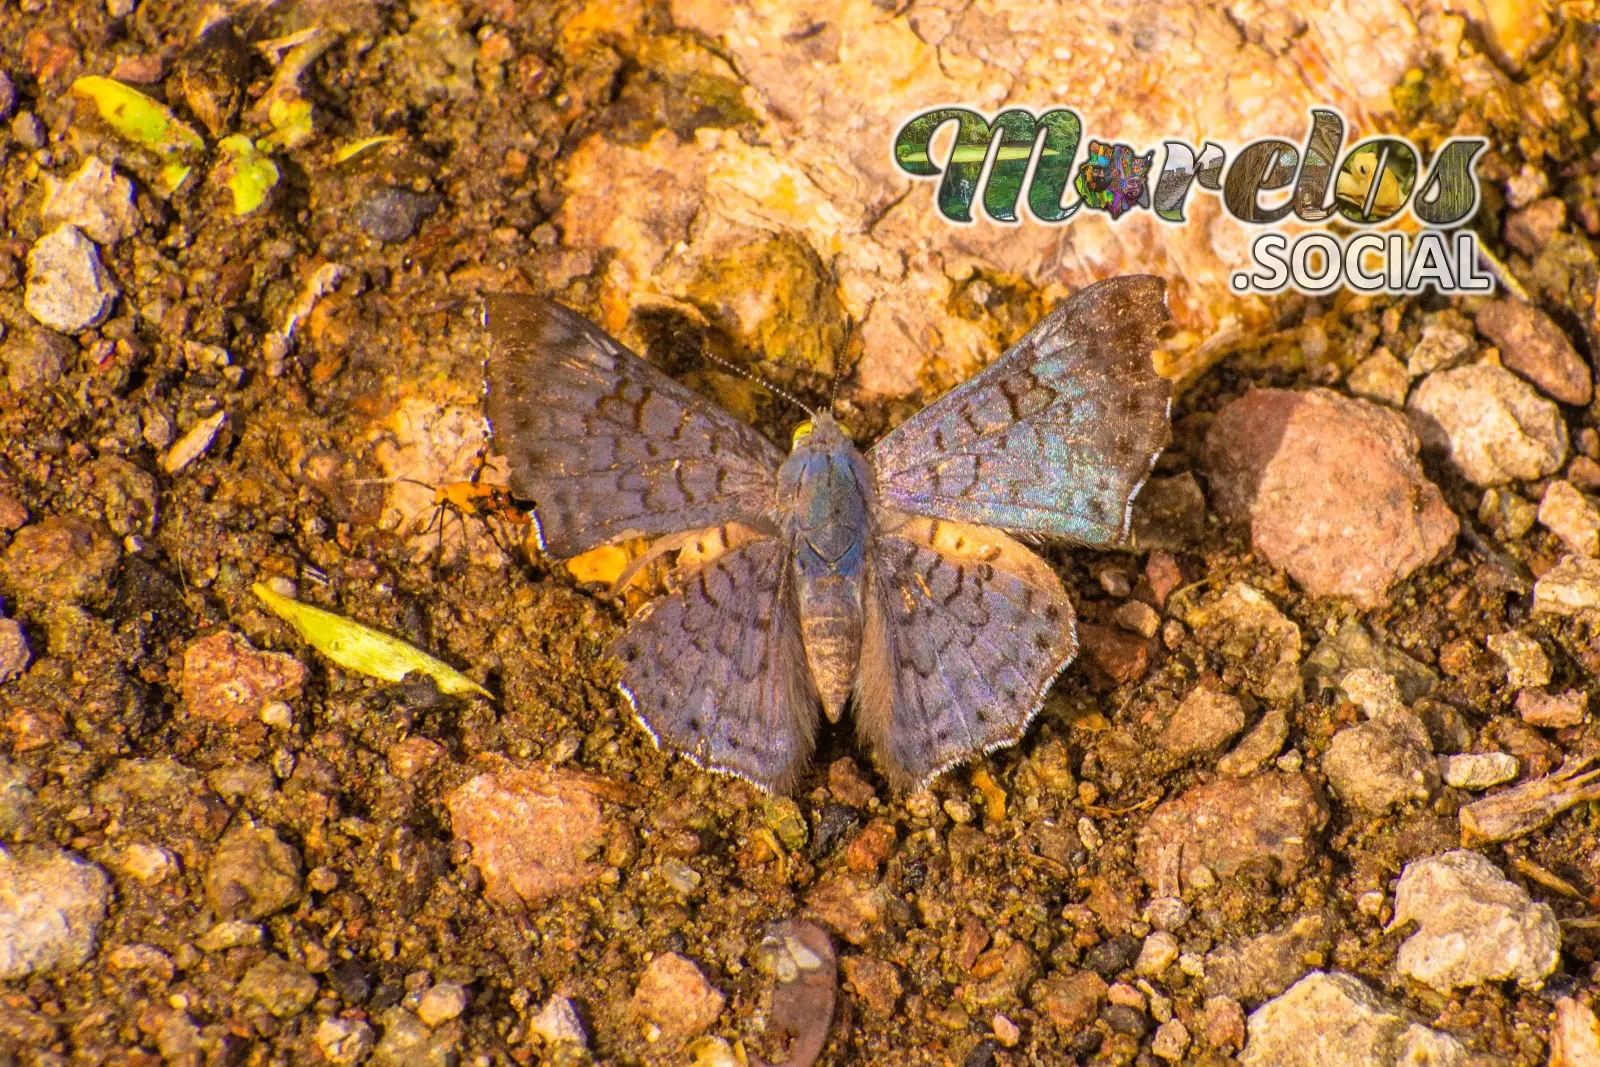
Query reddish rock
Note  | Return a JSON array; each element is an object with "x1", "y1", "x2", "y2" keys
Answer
[
  {"x1": 182, "y1": 632, "x2": 306, "y2": 726},
  {"x1": 1144, "y1": 550, "x2": 1182, "y2": 608},
  {"x1": 1030, "y1": 969, "x2": 1107, "y2": 1032},
  {"x1": 1201, "y1": 995, "x2": 1247, "y2": 1052},
  {"x1": 630, "y1": 952, "x2": 725, "y2": 1043},
  {"x1": 1135, "y1": 773, "x2": 1328, "y2": 895},
  {"x1": 1203, "y1": 389, "x2": 1457, "y2": 605},
  {"x1": 1477, "y1": 298, "x2": 1591, "y2": 406},
  {"x1": 1517, "y1": 688, "x2": 1588, "y2": 728},
  {"x1": 445, "y1": 765, "x2": 621, "y2": 907},
  {"x1": 1502, "y1": 197, "x2": 1567, "y2": 257},
  {"x1": 0, "y1": 516, "x2": 120, "y2": 607},
  {"x1": 0, "y1": 618, "x2": 29, "y2": 682},
  {"x1": 1158, "y1": 686, "x2": 1247, "y2": 757},
  {"x1": 1078, "y1": 623, "x2": 1149, "y2": 686},
  {"x1": 0, "y1": 489, "x2": 25, "y2": 532},
  {"x1": 842, "y1": 956, "x2": 902, "y2": 1015},
  {"x1": 805, "y1": 873, "x2": 886, "y2": 945},
  {"x1": 843, "y1": 819, "x2": 898, "y2": 872}
]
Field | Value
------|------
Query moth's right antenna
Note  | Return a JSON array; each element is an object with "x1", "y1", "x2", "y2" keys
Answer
[{"x1": 700, "y1": 349, "x2": 817, "y2": 419}]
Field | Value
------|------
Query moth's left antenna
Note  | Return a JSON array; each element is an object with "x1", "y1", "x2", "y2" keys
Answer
[{"x1": 700, "y1": 349, "x2": 816, "y2": 419}]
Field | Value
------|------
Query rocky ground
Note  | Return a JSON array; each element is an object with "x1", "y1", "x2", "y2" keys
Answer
[{"x1": 1, "y1": 1, "x2": 1600, "y2": 1066}]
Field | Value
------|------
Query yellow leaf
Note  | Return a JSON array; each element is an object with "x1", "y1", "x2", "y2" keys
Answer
[
  {"x1": 566, "y1": 542, "x2": 633, "y2": 585},
  {"x1": 252, "y1": 583, "x2": 489, "y2": 698},
  {"x1": 217, "y1": 135, "x2": 280, "y2": 215}
]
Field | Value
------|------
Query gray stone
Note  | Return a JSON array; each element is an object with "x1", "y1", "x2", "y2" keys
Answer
[
  {"x1": 1321, "y1": 708, "x2": 1438, "y2": 814},
  {"x1": 357, "y1": 186, "x2": 439, "y2": 243},
  {"x1": 1439, "y1": 752, "x2": 1519, "y2": 790},
  {"x1": 1408, "y1": 362, "x2": 1568, "y2": 486},
  {"x1": 1239, "y1": 972, "x2": 1466, "y2": 1067},
  {"x1": 1390, "y1": 850, "x2": 1559, "y2": 992},
  {"x1": 1303, "y1": 620, "x2": 1437, "y2": 705},
  {"x1": 0, "y1": 847, "x2": 110, "y2": 979},
  {"x1": 41, "y1": 158, "x2": 139, "y2": 246},
  {"x1": 530, "y1": 995, "x2": 587, "y2": 1047},
  {"x1": 1130, "y1": 472, "x2": 1206, "y2": 550},
  {"x1": 25, "y1": 225, "x2": 118, "y2": 334}
]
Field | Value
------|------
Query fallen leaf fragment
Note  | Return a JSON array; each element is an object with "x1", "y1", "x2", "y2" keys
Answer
[
  {"x1": 70, "y1": 76, "x2": 204, "y2": 195},
  {"x1": 216, "y1": 135, "x2": 279, "y2": 215},
  {"x1": 251, "y1": 582, "x2": 488, "y2": 697},
  {"x1": 1459, "y1": 755, "x2": 1600, "y2": 845}
]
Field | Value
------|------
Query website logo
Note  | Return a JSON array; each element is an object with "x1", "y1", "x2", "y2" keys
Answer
[{"x1": 893, "y1": 107, "x2": 1493, "y2": 296}]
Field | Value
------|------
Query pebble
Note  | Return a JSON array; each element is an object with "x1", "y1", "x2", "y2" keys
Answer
[
  {"x1": 445, "y1": 766, "x2": 619, "y2": 906},
  {"x1": 1238, "y1": 972, "x2": 1466, "y2": 1066},
  {"x1": 1136, "y1": 932, "x2": 1179, "y2": 977},
  {"x1": 1029, "y1": 969, "x2": 1106, "y2": 1031},
  {"x1": 1205, "y1": 910, "x2": 1333, "y2": 1005},
  {"x1": 0, "y1": 516, "x2": 120, "y2": 607},
  {"x1": 117, "y1": 843, "x2": 176, "y2": 885},
  {"x1": 1571, "y1": 455, "x2": 1600, "y2": 490},
  {"x1": 1476, "y1": 298, "x2": 1592, "y2": 405},
  {"x1": 1539, "y1": 481, "x2": 1600, "y2": 556},
  {"x1": 357, "y1": 186, "x2": 439, "y2": 243},
  {"x1": 182, "y1": 631, "x2": 306, "y2": 726},
  {"x1": 417, "y1": 982, "x2": 467, "y2": 1026},
  {"x1": 1405, "y1": 321, "x2": 1474, "y2": 377},
  {"x1": 805, "y1": 872, "x2": 885, "y2": 945},
  {"x1": 1408, "y1": 362, "x2": 1568, "y2": 485},
  {"x1": 1480, "y1": 486, "x2": 1539, "y2": 540},
  {"x1": 0, "y1": 618, "x2": 28, "y2": 682},
  {"x1": 1487, "y1": 629, "x2": 1552, "y2": 688},
  {"x1": 1203, "y1": 994, "x2": 1247, "y2": 1053},
  {"x1": 1550, "y1": 998, "x2": 1600, "y2": 1067},
  {"x1": 1135, "y1": 773, "x2": 1328, "y2": 896},
  {"x1": 238, "y1": 954, "x2": 319, "y2": 1017},
  {"x1": 529, "y1": 995, "x2": 587, "y2": 1046},
  {"x1": 1144, "y1": 896, "x2": 1190, "y2": 932},
  {"x1": 840, "y1": 956, "x2": 902, "y2": 1015},
  {"x1": 828, "y1": 757, "x2": 877, "y2": 807},
  {"x1": 1321, "y1": 707, "x2": 1438, "y2": 814},
  {"x1": 315, "y1": 1018, "x2": 376, "y2": 1065},
  {"x1": 0, "y1": 73, "x2": 12, "y2": 119},
  {"x1": 24, "y1": 225, "x2": 118, "y2": 334},
  {"x1": 1077, "y1": 622, "x2": 1148, "y2": 685},
  {"x1": 1439, "y1": 752, "x2": 1519, "y2": 790},
  {"x1": 372, "y1": 1005, "x2": 461, "y2": 1067},
  {"x1": 1158, "y1": 686, "x2": 1246, "y2": 757},
  {"x1": 1182, "y1": 584, "x2": 1302, "y2": 701},
  {"x1": 203, "y1": 824, "x2": 302, "y2": 920},
  {"x1": 990, "y1": 1012, "x2": 1020, "y2": 1046},
  {"x1": 1345, "y1": 348, "x2": 1408, "y2": 406},
  {"x1": 1533, "y1": 554, "x2": 1600, "y2": 616},
  {"x1": 1203, "y1": 389, "x2": 1456, "y2": 604},
  {"x1": 1152, "y1": 1018, "x2": 1190, "y2": 1061},
  {"x1": 1503, "y1": 197, "x2": 1568, "y2": 257},
  {"x1": 0, "y1": 848, "x2": 109, "y2": 979},
  {"x1": 631, "y1": 952, "x2": 725, "y2": 1043},
  {"x1": 195, "y1": 920, "x2": 262, "y2": 952},
  {"x1": 107, "y1": 943, "x2": 174, "y2": 980},
  {"x1": 843, "y1": 818, "x2": 897, "y2": 872},
  {"x1": 10, "y1": 112, "x2": 43, "y2": 150},
  {"x1": 0, "y1": 489, "x2": 25, "y2": 532},
  {"x1": 1390, "y1": 850, "x2": 1559, "y2": 992},
  {"x1": 1129, "y1": 472, "x2": 1206, "y2": 550},
  {"x1": 162, "y1": 411, "x2": 227, "y2": 474},
  {"x1": 1145, "y1": 551, "x2": 1182, "y2": 608},
  {"x1": 1517, "y1": 688, "x2": 1588, "y2": 728},
  {"x1": 4, "y1": 327, "x2": 73, "y2": 393},
  {"x1": 41, "y1": 157, "x2": 138, "y2": 246},
  {"x1": 1113, "y1": 599, "x2": 1161, "y2": 638},
  {"x1": 1216, "y1": 709, "x2": 1288, "y2": 778}
]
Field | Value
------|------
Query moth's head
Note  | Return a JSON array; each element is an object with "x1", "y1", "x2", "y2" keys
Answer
[{"x1": 789, "y1": 411, "x2": 847, "y2": 455}]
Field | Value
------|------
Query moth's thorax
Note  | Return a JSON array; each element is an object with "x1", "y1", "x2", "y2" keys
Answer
[{"x1": 778, "y1": 414, "x2": 873, "y2": 723}]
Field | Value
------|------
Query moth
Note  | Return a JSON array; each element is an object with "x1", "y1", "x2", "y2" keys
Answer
[{"x1": 483, "y1": 275, "x2": 1172, "y2": 791}]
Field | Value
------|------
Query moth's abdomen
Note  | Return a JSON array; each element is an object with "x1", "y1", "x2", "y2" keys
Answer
[{"x1": 797, "y1": 570, "x2": 863, "y2": 724}]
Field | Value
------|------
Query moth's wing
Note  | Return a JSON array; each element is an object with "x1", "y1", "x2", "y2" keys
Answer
[
  {"x1": 868, "y1": 275, "x2": 1172, "y2": 545},
  {"x1": 483, "y1": 294, "x2": 786, "y2": 559},
  {"x1": 856, "y1": 514, "x2": 1077, "y2": 788},
  {"x1": 613, "y1": 537, "x2": 819, "y2": 792}
]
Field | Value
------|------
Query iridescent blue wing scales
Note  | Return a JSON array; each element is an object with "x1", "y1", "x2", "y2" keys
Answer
[
  {"x1": 613, "y1": 538, "x2": 819, "y2": 791},
  {"x1": 868, "y1": 275, "x2": 1172, "y2": 545},
  {"x1": 857, "y1": 514, "x2": 1078, "y2": 787},
  {"x1": 484, "y1": 295, "x2": 785, "y2": 559}
]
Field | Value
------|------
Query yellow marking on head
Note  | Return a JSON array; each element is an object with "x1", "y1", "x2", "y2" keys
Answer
[{"x1": 791, "y1": 420, "x2": 814, "y2": 445}]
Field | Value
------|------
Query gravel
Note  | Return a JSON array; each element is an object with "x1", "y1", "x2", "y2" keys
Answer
[
  {"x1": 1408, "y1": 362, "x2": 1569, "y2": 485},
  {"x1": 1239, "y1": 972, "x2": 1466, "y2": 1066},
  {"x1": 0, "y1": 848, "x2": 110, "y2": 979},
  {"x1": 24, "y1": 225, "x2": 119, "y2": 333}
]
